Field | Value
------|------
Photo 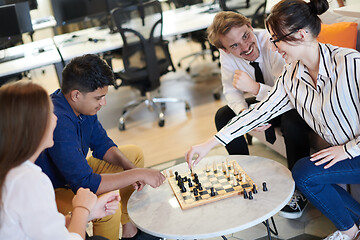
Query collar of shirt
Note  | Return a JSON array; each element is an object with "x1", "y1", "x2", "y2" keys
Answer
[
  {"x1": 24, "y1": 160, "x2": 42, "y2": 172},
  {"x1": 296, "y1": 43, "x2": 335, "y2": 92},
  {"x1": 51, "y1": 89, "x2": 87, "y2": 124}
]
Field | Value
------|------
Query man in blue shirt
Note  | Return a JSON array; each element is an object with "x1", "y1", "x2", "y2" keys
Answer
[{"x1": 36, "y1": 54, "x2": 165, "y2": 240}]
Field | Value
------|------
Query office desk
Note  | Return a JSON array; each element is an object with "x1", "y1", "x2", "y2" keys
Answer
[
  {"x1": 53, "y1": 27, "x2": 122, "y2": 62},
  {"x1": 0, "y1": 38, "x2": 61, "y2": 78},
  {"x1": 128, "y1": 155, "x2": 294, "y2": 239},
  {"x1": 333, "y1": 3, "x2": 360, "y2": 18},
  {"x1": 53, "y1": 3, "x2": 218, "y2": 61},
  {"x1": 162, "y1": 4, "x2": 218, "y2": 37}
]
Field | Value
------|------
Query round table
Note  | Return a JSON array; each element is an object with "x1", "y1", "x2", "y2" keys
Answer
[{"x1": 128, "y1": 155, "x2": 295, "y2": 239}]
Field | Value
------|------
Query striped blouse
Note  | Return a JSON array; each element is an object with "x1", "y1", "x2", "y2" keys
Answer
[{"x1": 215, "y1": 43, "x2": 360, "y2": 158}]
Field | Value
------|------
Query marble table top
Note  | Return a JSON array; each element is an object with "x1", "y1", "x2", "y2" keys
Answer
[{"x1": 128, "y1": 155, "x2": 295, "y2": 239}]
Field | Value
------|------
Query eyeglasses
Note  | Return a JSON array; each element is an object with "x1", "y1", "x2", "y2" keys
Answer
[{"x1": 269, "y1": 29, "x2": 298, "y2": 48}]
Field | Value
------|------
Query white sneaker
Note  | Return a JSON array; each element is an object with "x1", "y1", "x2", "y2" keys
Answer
[{"x1": 323, "y1": 231, "x2": 352, "y2": 240}]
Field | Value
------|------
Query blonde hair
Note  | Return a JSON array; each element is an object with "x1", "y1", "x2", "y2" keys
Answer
[{"x1": 207, "y1": 11, "x2": 251, "y2": 49}]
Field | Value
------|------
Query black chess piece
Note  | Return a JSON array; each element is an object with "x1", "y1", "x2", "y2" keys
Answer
[
  {"x1": 262, "y1": 182, "x2": 268, "y2": 192},
  {"x1": 248, "y1": 191, "x2": 253, "y2": 200},
  {"x1": 253, "y1": 184, "x2": 258, "y2": 194},
  {"x1": 243, "y1": 190, "x2": 248, "y2": 199},
  {"x1": 210, "y1": 187, "x2": 215, "y2": 196},
  {"x1": 198, "y1": 183, "x2": 203, "y2": 190},
  {"x1": 183, "y1": 176, "x2": 188, "y2": 182},
  {"x1": 194, "y1": 178, "x2": 199, "y2": 184},
  {"x1": 177, "y1": 177, "x2": 183, "y2": 187},
  {"x1": 193, "y1": 188, "x2": 198, "y2": 196},
  {"x1": 194, "y1": 173, "x2": 198, "y2": 179},
  {"x1": 181, "y1": 185, "x2": 186, "y2": 193},
  {"x1": 175, "y1": 171, "x2": 178, "y2": 179},
  {"x1": 188, "y1": 180, "x2": 193, "y2": 187}
]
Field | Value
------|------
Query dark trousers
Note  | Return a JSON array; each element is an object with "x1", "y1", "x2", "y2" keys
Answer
[
  {"x1": 86, "y1": 235, "x2": 108, "y2": 240},
  {"x1": 214, "y1": 104, "x2": 311, "y2": 170}
]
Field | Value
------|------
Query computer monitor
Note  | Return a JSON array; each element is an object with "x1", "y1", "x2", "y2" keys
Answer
[
  {"x1": 0, "y1": 0, "x2": 38, "y2": 10},
  {"x1": 52, "y1": 0, "x2": 109, "y2": 26},
  {"x1": 0, "y1": 2, "x2": 33, "y2": 38},
  {"x1": 106, "y1": 0, "x2": 138, "y2": 12}
]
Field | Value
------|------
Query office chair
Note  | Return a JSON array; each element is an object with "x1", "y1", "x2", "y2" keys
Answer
[
  {"x1": 111, "y1": 0, "x2": 190, "y2": 131},
  {"x1": 170, "y1": 0, "x2": 220, "y2": 73},
  {"x1": 218, "y1": 0, "x2": 250, "y2": 11}
]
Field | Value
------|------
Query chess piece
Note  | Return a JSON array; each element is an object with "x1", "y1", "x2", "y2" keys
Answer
[
  {"x1": 210, "y1": 187, "x2": 215, "y2": 196},
  {"x1": 234, "y1": 166, "x2": 238, "y2": 176},
  {"x1": 253, "y1": 184, "x2": 258, "y2": 194},
  {"x1": 198, "y1": 183, "x2": 203, "y2": 190},
  {"x1": 232, "y1": 161, "x2": 236, "y2": 170},
  {"x1": 243, "y1": 189, "x2": 248, "y2": 199},
  {"x1": 188, "y1": 180, "x2": 193, "y2": 187},
  {"x1": 175, "y1": 171, "x2": 178, "y2": 179},
  {"x1": 213, "y1": 161, "x2": 217, "y2": 172},
  {"x1": 177, "y1": 177, "x2": 183, "y2": 187},
  {"x1": 248, "y1": 191, "x2": 253, "y2": 200},
  {"x1": 181, "y1": 185, "x2": 186, "y2": 193},
  {"x1": 183, "y1": 176, "x2": 188, "y2": 182},
  {"x1": 206, "y1": 163, "x2": 210, "y2": 172},
  {"x1": 169, "y1": 170, "x2": 174, "y2": 177},
  {"x1": 262, "y1": 182, "x2": 268, "y2": 192},
  {"x1": 222, "y1": 162, "x2": 226, "y2": 172},
  {"x1": 242, "y1": 173, "x2": 246, "y2": 183},
  {"x1": 233, "y1": 178, "x2": 237, "y2": 186},
  {"x1": 193, "y1": 188, "x2": 198, "y2": 196}
]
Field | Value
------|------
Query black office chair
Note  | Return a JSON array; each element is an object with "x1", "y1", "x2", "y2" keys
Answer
[
  {"x1": 251, "y1": 0, "x2": 267, "y2": 29},
  {"x1": 111, "y1": 0, "x2": 190, "y2": 131},
  {"x1": 170, "y1": 0, "x2": 219, "y2": 73},
  {"x1": 218, "y1": 0, "x2": 250, "y2": 11}
]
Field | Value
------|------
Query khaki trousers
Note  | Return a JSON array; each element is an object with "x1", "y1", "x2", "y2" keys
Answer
[{"x1": 55, "y1": 144, "x2": 144, "y2": 240}]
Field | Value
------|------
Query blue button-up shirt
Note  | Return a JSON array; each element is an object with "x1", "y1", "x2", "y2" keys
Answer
[{"x1": 36, "y1": 89, "x2": 117, "y2": 193}]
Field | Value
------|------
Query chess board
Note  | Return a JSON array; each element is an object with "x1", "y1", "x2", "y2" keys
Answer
[{"x1": 167, "y1": 160, "x2": 257, "y2": 210}]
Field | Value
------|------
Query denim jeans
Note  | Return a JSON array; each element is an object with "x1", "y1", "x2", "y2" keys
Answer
[{"x1": 292, "y1": 156, "x2": 360, "y2": 231}]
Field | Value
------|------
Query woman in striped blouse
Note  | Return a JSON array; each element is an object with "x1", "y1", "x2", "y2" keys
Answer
[{"x1": 186, "y1": 0, "x2": 360, "y2": 239}]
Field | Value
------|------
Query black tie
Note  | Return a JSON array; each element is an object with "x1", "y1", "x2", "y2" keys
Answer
[{"x1": 249, "y1": 61, "x2": 276, "y2": 144}]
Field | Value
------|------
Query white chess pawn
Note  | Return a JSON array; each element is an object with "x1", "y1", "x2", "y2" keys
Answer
[
  {"x1": 213, "y1": 161, "x2": 217, "y2": 172},
  {"x1": 233, "y1": 178, "x2": 237, "y2": 186},
  {"x1": 242, "y1": 173, "x2": 246, "y2": 183},
  {"x1": 225, "y1": 167, "x2": 230, "y2": 178}
]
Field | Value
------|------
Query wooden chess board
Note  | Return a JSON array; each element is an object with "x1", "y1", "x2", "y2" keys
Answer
[{"x1": 167, "y1": 160, "x2": 257, "y2": 210}]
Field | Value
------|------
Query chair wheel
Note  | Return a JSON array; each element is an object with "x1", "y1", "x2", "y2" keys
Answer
[
  {"x1": 213, "y1": 92, "x2": 221, "y2": 100},
  {"x1": 158, "y1": 119, "x2": 165, "y2": 127},
  {"x1": 119, "y1": 122, "x2": 125, "y2": 131},
  {"x1": 185, "y1": 103, "x2": 190, "y2": 112},
  {"x1": 161, "y1": 102, "x2": 166, "y2": 112}
]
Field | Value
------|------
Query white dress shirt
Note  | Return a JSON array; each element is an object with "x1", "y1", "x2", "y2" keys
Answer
[
  {"x1": 0, "y1": 161, "x2": 82, "y2": 240},
  {"x1": 216, "y1": 43, "x2": 360, "y2": 158},
  {"x1": 220, "y1": 29, "x2": 285, "y2": 114}
]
